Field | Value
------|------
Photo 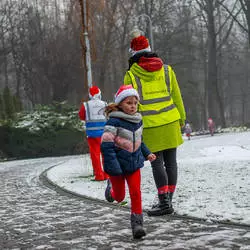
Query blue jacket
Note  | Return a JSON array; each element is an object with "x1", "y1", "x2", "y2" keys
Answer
[{"x1": 101, "y1": 111, "x2": 151, "y2": 176}]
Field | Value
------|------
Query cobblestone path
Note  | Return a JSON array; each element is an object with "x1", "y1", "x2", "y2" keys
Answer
[{"x1": 1, "y1": 157, "x2": 250, "y2": 249}]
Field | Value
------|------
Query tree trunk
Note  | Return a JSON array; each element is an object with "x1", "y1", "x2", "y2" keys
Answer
[{"x1": 206, "y1": 1, "x2": 226, "y2": 127}]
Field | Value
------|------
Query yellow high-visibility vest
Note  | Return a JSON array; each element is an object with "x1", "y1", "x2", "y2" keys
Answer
[{"x1": 127, "y1": 66, "x2": 181, "y2": 128}]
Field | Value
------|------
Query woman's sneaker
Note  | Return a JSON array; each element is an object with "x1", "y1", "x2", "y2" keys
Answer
[{"x1": 105, "y1": 179, "x2": 114, "y2": 202}]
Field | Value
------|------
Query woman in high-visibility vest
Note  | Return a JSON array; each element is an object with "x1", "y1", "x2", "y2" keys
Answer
[{"x1": 124, "y1": 31, "x2": 186, "y2": 216}]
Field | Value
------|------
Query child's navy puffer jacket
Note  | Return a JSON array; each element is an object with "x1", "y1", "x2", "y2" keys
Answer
[{"x1": 101, "y1": 111, "x2": 151, "y2": 176}]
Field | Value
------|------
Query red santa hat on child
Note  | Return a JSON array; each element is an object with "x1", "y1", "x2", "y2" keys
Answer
[
  {"x1": 115, "y1": 85, "x2": 139, "y2": 104},
  {"x1": 89, "y1": 86, "x2": 101, "y2": 99},
  {"x1": 129, "y1": 29, "x2": 151, "y2": 56}
]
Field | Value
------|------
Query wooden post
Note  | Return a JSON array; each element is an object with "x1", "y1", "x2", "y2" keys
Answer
[{"x1": 78, "y1": 0, "x2": 92, "y2": 97}]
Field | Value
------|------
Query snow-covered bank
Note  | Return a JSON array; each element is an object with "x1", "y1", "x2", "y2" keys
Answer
[{"x1": 46, "y1": 131, "x2": 250, "y2": 225}]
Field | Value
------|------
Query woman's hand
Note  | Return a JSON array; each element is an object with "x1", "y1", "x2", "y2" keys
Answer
[{"x1": 147, "y1": 153, "x2": 156, "y2": 162}]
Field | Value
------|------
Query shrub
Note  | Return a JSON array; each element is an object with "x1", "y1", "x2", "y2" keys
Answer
[{"x1": 0, "y1": 125, "x2": 88, "y2": 160}]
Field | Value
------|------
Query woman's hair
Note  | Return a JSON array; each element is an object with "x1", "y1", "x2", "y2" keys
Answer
[
  {"x1": 128, "y1": 51, "x2": 158, "y2": 69},
  {"x1": 105, "y1": 103, "x2": 122, "y2": 116}
]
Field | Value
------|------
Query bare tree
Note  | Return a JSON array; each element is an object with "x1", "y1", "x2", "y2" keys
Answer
[
  {"x1": 239, "y1": 0, "x2": 250, "y2": 45},
  {"x1": 0, "y1": 0, "x2": 249, "y2": 128},
  {"x1": 219, "y1": 0, "x2": 250, "y2": 45},
  {"x1": 193, "y1": 0, "x2": 241, "y2": 127}
]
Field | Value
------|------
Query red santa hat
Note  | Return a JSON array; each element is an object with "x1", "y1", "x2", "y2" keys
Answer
[
  {"x1": 115, "y1": 85, "x2": 139, "y2": 104},
  {"x1": 89, "y1": 86, "x2": 101, "y2": 99},
  {"x1": 129, "y1": 29, "x2": 151, "y2": 56}
]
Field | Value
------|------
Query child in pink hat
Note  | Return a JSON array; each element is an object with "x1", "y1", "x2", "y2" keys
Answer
[{"x1": 101, "y1": 85, "x2": 156, "y2": 239}]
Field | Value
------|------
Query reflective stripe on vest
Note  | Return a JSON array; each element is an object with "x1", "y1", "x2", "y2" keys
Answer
[
  {"x1": 86, "y1": 102, "x2": 91, "y2": 121},
  {"x1": 164, "y1": 64, "x2": 170, "y2": 94},
  {"x1": 128, "y1": 65, "x2": 180, "y2": 128},
  {"x1": 86, "y1": 127, "x2": 105, "y2": 131},
  {"x1": 134, "y1": 75, "x2": 171, "y2": 105},
  {"x1": 128, "y1": 68, "x2": 176, "y2": 115},
  {"x1": 86, "y1": 121, "x2": 106, "y2": 131},
  {"x1": 140, "y1": 104, "x2": 176, "y2": 116}
]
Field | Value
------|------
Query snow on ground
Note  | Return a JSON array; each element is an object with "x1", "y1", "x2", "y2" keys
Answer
[{"x1": 47, "y1": 131, "x2": 250, "y2": 225}]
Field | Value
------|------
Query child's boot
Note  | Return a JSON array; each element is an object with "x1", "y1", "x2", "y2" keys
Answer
[
  {"x1": 105, "y1": 179, "x2": 114, "y2": 202},
  {"x1": 130, "y1": 214, "x2": 146, "y2": 239},
  {"x1": 147, "y1": 193, "x2": 174, "y2": 216}
]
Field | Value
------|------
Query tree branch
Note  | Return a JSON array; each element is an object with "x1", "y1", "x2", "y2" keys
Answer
[{"x1": 218, "y1": 0, "x2": 248, "y2": 33}]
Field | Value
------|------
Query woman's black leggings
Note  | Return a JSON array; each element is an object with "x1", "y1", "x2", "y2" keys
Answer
[{"x1": 151, "y1": 148, "x2": 177, "y2": 190}]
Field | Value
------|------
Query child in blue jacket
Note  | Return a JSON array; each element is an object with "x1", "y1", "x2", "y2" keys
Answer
[{"x1": 101, "y1": 85, "x2": 156, "y2": 239}]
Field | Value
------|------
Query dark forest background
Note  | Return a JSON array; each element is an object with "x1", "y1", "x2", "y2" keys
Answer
[{"x1": 1, "y1": 0, "x2": 250, "y2": 130}]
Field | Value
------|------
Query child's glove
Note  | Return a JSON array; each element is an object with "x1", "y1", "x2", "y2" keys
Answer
[{"x1": 147, "y1": 153, "x2": 156, "y2": 162}]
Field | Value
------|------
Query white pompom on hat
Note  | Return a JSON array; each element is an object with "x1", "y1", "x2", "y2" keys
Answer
[
  {"x1": 129, "y1": 29, "x2": 151, "y2": 56},
  {"x1": 89, "y1": 86, "x2": 101, "y2": 99},
  {"x1": 115, "y1": 85, "x2": 140, "y2": 104}
]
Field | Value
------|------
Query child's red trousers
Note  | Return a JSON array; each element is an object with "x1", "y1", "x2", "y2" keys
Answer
[
  {"x1": 87, "y1": 137, "x2": 107, "y2": 181},
  {"x1": 109, "y1": 169, "x2": 142, "y2": 214}
]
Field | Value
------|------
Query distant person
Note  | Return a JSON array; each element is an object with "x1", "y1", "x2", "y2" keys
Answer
[
  {"x1": 184, "y1": 122, "x2": 192, "y2": 140},
  {"x1": 101, "y1": 85, "x2": 156, "y2": 239},
  {"x1": 78, "y1": 86, "x2": 108, "y2": 181},
  {"x1": 124, "y1": 31, "x2": 186, "y2": 216},
  {"x1": 207, "y1": 118, "x2": 215, "y2": 136}
]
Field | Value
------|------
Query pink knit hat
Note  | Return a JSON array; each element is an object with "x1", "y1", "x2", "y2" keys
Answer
[{"x1": 115, "y1": 85, "x2": 139, "y2": 104}]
